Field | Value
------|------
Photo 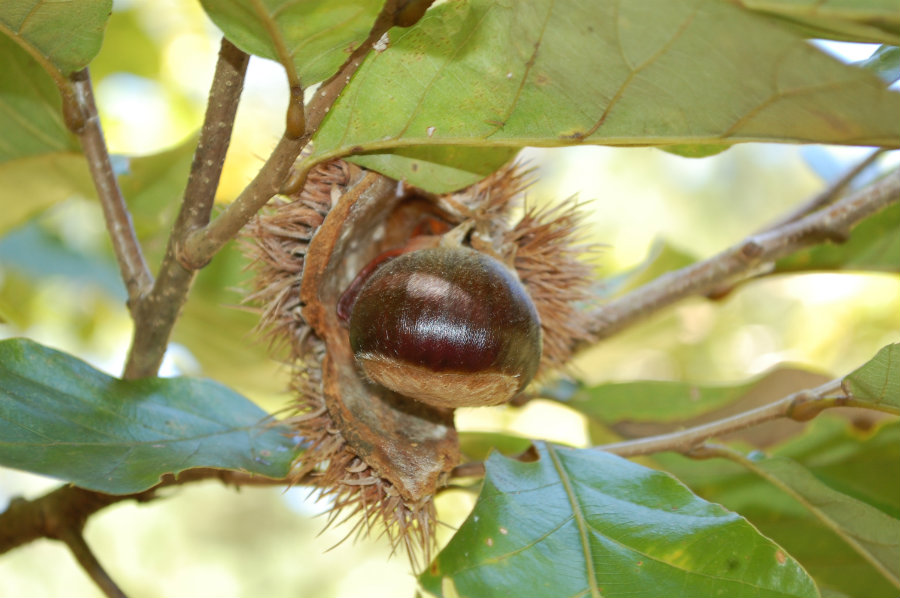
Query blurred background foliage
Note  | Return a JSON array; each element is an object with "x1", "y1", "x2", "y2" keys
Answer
[{"x1": 0, "y1": 1, "x2": 897, "y2": 596}]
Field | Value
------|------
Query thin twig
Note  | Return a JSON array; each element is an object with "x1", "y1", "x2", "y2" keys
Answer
[
  {"x1": 57, "y1": 527, "x2": 129, "y2": 598},
  {"x1": 452, "y1": 373, "x2": 894, "y2": 476},
  {"x1": 705, "y1": 149, "x2": 888, "y2": 299},
  {"x1": 303, "y1": 0, "x2": 435, "y2": 139},
  {"x1": 592, "y1": 378, "x2": 856, "y2": 458},
  {"x1": 759, "y1": 148, "x2": 886, "y2": 232},
  {"x1": 70, "y1": 68, "x2": 153, "y2": 309},
  {"x1": 588, "y1": 167, "x2": 900, "y2": 341},
  {"x1": 123, "y1": 39, "x2": 249, "y2": 379},
  {"x1": 250, "y1": 0, "x2": 302, "y2": 90},
  {"x1": 303, "y1": 17, "x2": 391, "y2": 135}
]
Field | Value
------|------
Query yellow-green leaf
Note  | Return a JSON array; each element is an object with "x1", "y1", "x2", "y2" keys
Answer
[
  {"x1": 198, "y1": 0, "x2": 381, "y2": 86},
  {"x1": 845, "y1": 343, "x2": 900, "y2": 411},
  {"x1": 309, "y1": 0, "x2": 900, "y2": 192},
  {"x1": 735, "y1": 0, "x2": 900, "y2": 45},
  {"x1": 0, "y1": 0, "x2": 111, "y2": 77}
]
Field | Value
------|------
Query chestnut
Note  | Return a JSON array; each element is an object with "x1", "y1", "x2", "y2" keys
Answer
[{"x1": 347, "y1": 246, "x2": 542, "y2": 408}]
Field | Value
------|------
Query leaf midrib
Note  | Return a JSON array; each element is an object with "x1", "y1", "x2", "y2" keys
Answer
[{"x1": 547, "y1": 443, "x2": 602, "y2": 598}]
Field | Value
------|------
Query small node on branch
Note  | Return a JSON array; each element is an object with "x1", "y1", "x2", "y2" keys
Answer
[
  {"x1": 285, "y1": 86, "x2": 306, "y2": 139},
  {"x1": 823, "y1": 227, "x2": 852, "y2": 244},
  {"x1": 173, "y1": 238, "x2": 211, "y2": 271},
  {"x1": 788, "y1": 391, "x2": 855, "y2": 422},
  {"x1": 61, "y1": 90, "x2": 86, "y2": 133},
  {"x1": 739, "y1": 239, "x2": 764, "y2": 260}
]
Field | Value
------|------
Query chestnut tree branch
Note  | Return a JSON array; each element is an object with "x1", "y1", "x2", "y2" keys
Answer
[
  {"x1": 123, "y1": 38, "x2": 249, "y2": 379},
  {"x1": 0, "y1": 469, "x2": 290, "y2": 557},
  {"x1": 69, "y1": 68, "x2": 153, "y2": 309},
  {"x1": 588, "y1": 166, "x2": 900, "y2": 341}
]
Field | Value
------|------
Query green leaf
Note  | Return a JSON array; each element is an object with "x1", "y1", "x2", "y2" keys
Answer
[
  {"x1": 0, "y1": 35, "x2": 80, "y2": 164},
  {"x1": 776, "y1": 201, "x2": 900, "y2": 274},
  {"x1": 656, "y1": 417, "x2": 900, "y2": 597},
  {"x1": 774, "y1": 418, "x2": 900, "y2": 520},
  {"x1": 740, "y1": 453, "x2": 900, "y2": 586},
  {"x1": 198, "y1": 0, "x2": 381, "y2": 86},
  {"x1": 0, "y1": 20, "x2": 93, "y2": 229},
  {"x1": 310, "y1": 0, "x2": 900, "y2": 191},
  {"x1": 348, "y1": 145, "x2": 518, "y2": 193},
  {"x1": 661, "y1": 144, "x2": 730, "y2": 159},
  {"x1": 421, "y1": 442, "x2": 818, "y2": 598},
  {"x1": 857, "y1": 45, "x2": 900, "y2": 84},
  {"x1": 844, "y1": 343, "x2": 900, "y2": 411},
  {"x1": 734, "y1": 0, "x2": 900, "y2": 45},
  {"x1": 559, "y1": 378, "x2": 757, "y2": 424},
  {"x1": 0, "y1": 338, "x2": 297, "y2": 494},
  {"x1": 0, "y1": 0, "x2": 111, "y2": 77}
]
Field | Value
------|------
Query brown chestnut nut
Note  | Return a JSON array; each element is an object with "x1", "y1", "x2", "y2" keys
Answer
[{"x1": 348, "y1": 246, "x2": 542, "y2": 408}]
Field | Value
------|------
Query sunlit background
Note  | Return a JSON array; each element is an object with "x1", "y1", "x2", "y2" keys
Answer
[{"x1": 1, "y1": 1, "x2": 898, "y2": 596}]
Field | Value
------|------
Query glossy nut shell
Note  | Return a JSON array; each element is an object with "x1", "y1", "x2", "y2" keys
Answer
[{"x1": 348, "y1": 247, "x2": 542, "y2": 408}]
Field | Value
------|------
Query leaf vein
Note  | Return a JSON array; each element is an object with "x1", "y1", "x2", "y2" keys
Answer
[
  {"x1": 485, "y1": 0, "x2": 554, "y2": 139},
  {"x1": 394, "y1": 2, "x2": 496, "y2": 140},
  {"x1": 547, "y1": 443, "x2": 602, "y2": 598},
  {"x1": 583, "y1": 0, "x2": 700, "y2": 140}
]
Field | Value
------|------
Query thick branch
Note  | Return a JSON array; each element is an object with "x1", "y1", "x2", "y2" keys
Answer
[
  {"x1": 70, "y1": 68, "x2": 153, "y2": 308},
  {"x1": 123, "y1": 39, "x2": 249, "y2": 379},
  {"x1": 589, "y1": 167, "x2": 900, "y2": 340},
  {"x1": 0, "y1": 469, "x2": 288, "y2": 556}
]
